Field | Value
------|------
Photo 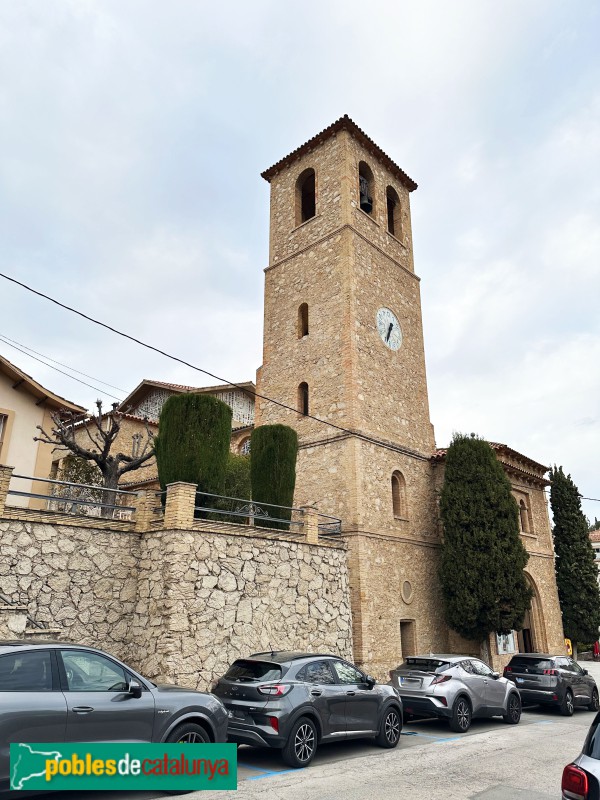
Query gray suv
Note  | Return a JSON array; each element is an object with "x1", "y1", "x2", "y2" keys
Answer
[
  {"x1": 390, "y1": 655, "x2": 521, "y2": 732},
  {"x1": 212, "y1": 651, "x2": 402, "y2": 767},
  {"x1": 504, "y1": 653, "x2": 599, "y2": 715},
  {"x1": 0, "y1": 641, "x2": 229, "y2": 790}
]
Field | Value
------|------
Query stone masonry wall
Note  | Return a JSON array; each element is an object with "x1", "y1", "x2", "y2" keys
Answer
[
  {"x1": 131, "y1": 529, "x2": 352, "y2": 690},
  {"x1": 0, "y1": 517, "x2": 352, "y2": 690},
  {"x1": 0, "y1": 519, "x2": 140, "y2": 659}
]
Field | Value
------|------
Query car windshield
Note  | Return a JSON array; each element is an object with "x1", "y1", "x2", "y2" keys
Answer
[
  {"x1": 508, "y1": 657, "x2": 554, "y2": 670},
  {"x1": 224, "y1": 660, "x2": 282, "y2": 682},
  {"x1": 398, "y1": 658, "x2": 451, "y2": 673}
]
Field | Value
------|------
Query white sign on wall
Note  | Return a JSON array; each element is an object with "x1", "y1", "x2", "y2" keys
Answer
[{"x1": 496, "y1": 631, "x2": 517, "y2": 655}]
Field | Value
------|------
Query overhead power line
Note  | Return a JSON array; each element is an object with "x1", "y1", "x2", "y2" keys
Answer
[
  {"x1": 0, "y1": 335, "x2": 123, "y2": 402},
  {"x1": 0, "y1": 333, "x2": 126, "y2": 392},
  {"x1": 0, "y1": 271, "x2": 426, "y2": 458}
]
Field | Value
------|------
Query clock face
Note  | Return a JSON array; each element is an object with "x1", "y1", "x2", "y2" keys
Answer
[{"x1": 376, "y1": 307, "x2": 402, "y2": 351}]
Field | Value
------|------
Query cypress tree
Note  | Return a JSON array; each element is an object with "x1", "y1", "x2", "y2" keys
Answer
[
  {"x1": 549, "y1": 466, "x2": 600, "y2": 646},
  {"x1": 250, "y1": 424, "x2": 298, "y2": 529},
  {"x1": 154, "y1": 393, "x2": 232, "y2": 502},
  {"x1": 439, "y1": 434, "x2": 533, "y2": 650}
]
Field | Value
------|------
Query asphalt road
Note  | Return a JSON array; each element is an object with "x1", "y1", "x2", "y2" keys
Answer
[{"x1": 8, "y1": 661, "x2": 600, "y2": 800}]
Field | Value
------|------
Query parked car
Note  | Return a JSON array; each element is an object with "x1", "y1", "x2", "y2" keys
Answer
[
  {"x1": 0, "y1": 640, "x2": 229, "y2": 790},
  {"x1": 389, "y1": 654, "x2": 521, "y2": 733},
  {"x1": 504, "y1": 653, "x2": 599, "y2": 715},
  {"x1": 562, "y1": 710, "x2": 600, "y2": 798},
  {"x1": 211, "y1": 651, "x2": 402, "y2": 767}
]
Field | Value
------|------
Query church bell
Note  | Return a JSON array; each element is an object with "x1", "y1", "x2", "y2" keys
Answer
[{"x1": 359, "y1": 175, "x2": 373, "y2": 213}]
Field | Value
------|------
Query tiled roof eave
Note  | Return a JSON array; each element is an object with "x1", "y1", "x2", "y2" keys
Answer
[{"x1": 261, "y1": 115, "x2": 418, "y2": 192}]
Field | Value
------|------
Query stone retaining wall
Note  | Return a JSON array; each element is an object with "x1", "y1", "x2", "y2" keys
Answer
[{"x1": 0, "y1": 518, "x2": 352, "y2": 690}]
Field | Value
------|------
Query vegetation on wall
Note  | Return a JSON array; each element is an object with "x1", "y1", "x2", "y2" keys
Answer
[
  {"x1": 154, "y1": 393, "x2": 232, "y2": 503},
  {"x1": 250, "y1": 424, "x2": 298, "y2": 529},
  {"x1": 439, "y1": 434, "x2": 533, "y2": 657},
  {"x1": 550, "y1": 466, "x2": 600, "y2": 646},
  {"x1": 52, "y1": 454, "x2": 103, "y2": 515},
  {"x1": 213, "y1": 454, "x2": 251, "y2": 523}
]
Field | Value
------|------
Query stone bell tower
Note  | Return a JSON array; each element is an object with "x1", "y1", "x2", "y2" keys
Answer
[{"x1": 256, "y1": 116, "x2": 448, "y2": 675}]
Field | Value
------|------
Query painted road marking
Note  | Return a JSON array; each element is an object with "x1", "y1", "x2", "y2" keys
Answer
[{"x1": 238, "y1": 761, "x2": 303, "y2": 781}]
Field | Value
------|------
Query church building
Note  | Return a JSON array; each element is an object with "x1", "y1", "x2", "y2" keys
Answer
[{"x1": 254, "y1": 115, "x2": 565, "y2": 674}]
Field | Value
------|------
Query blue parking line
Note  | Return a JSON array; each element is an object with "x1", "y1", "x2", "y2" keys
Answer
[
  {"x1": 401, "y1": 731, "x2": 461, "y2": 743},
  {"x1": 238, "y1": 761, "x2": 303, "y2": 780},
  {"x1": 238, "y1": 762, "x2": 272, "y2": 773},
  {"x1": 247, "y1": 768, "x2": 301, "y2": 780}
]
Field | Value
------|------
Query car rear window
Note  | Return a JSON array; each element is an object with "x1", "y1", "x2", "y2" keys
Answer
[
  {"x1": 507, "y1": 657, "x2": 554, "y2": 671},
  {"x1": 584, "y1": 718, "x2": 600, "y2": 760},
  {"x1": 224, "y1": 660, "x2": 282, "y2": 682},
  {"x1": 399, "y1": 658, "x2": 451, "y2": 673}
]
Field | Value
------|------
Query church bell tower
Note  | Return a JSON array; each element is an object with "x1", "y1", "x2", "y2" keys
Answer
[{"x1": 256, "y1": 116, "x2": 447, "y2": 674}]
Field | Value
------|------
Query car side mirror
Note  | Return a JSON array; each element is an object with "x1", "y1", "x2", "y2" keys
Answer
[
  {"x1": 491, "y1": 672, "x2": 500, "y2": 680},
  {"x1": 128, "y1": 680, "x2": 143, "y2": 699},
  {"x1": 583, "y1": 669, "x2": 589, "y2": 676},
  {"x1": 364, "y1": 675, "x2": 376, "y2": 689}
]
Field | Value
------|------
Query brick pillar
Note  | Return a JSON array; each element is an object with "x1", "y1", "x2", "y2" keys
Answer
[
  {"x1": 301, "y1": 504, "x2": 319, "y2": 545},
  {"x1": 164, "y1": 482, "x2": 196, "y2": 529},
  {"x1": 134, "y1": 489, "x2": 159, "y2": 533},
  {"x1": 0, "y1": 465, "x2": 14, "y2": 516}
]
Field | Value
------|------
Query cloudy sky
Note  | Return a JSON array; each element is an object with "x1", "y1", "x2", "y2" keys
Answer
[{"x1": 0, "y1": 1, "x2": 598, "y2": 520}]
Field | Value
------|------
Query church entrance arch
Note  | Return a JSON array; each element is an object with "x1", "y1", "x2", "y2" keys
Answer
[{"x1": 517, "y1": 572, "x2": 548, "y2": 653}]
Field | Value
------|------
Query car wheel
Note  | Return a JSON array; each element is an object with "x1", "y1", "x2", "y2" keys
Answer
[
  {"x1": 282, "y1": 716, "x2": 317, "y2": 768},
  {"x1": 560, "y1": 689, "x2": 575, "y2": 717},
  {"x1": 449, "y1": 696, "x2": 472, "y2": 733},
  {"x1": 588, "y1": 689, "x2": 599, "y2": 712},
  {"x1": 502, "y1": 693, "x2": 521, "y2": 724},
  {"x1": 166, "y1": 722, "x2": 210, "y2": 743},
  {"x1": 375, "y1": 707, "x2": 402, "y2": 748}
]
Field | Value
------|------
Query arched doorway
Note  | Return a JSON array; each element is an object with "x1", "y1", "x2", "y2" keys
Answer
[{"x1": 517, "y1": 572, "x2": 548, "y2": 653}]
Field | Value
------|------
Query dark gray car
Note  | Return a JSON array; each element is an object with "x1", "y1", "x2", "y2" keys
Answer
[
  {"x1": 0, "y1": 641, "x2": 229, "y2": 790},
  {"x1": 211, "y1": 651, "x2": 402, "y2": 767},
  {"x1": 504, "y1": 653, "x2": 599, "y2": 715}
]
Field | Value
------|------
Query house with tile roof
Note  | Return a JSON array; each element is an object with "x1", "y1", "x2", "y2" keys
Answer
[
  {"x1": 57, "y1": 377, "x2": 256, "y2": 492},
  {"x1": 0, "y1": 353, "x2": 85, "y2": 507}
]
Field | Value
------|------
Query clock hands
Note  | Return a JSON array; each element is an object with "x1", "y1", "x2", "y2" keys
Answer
[{"x1": 386, "y1": 322, "x2": 393, "y2": 343}]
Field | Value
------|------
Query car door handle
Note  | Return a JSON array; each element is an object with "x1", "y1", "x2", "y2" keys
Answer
[
  {"x1": 310, "y1": 690, "x2": 322, "y2": 696},
  {"x1": 72, "y1": 706, "x2": 94, "y2": 713},
  {"x1": 346, "y1": 691, "x2": 356, "y2": 696}
]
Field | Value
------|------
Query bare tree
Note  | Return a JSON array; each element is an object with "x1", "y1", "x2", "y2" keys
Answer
[{"x1": 35, "y1": 400, "x2": 155, "y2": 516}]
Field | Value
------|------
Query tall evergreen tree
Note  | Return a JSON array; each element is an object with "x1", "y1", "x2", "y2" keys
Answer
[
  {"x1": 154, "y1": 393, "x2": 232, "y2": 501},
  {"x1": 549, "y1": 466, "x2": 600, "y2": 645},
  {"x1": 439, "y1": 434, "x2": 532, "y2": 653},
  {"x1": 250, "y1": 425, "x2": 298, "y2": 529}
]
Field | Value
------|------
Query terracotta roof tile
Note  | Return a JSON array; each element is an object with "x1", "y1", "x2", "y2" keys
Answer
[{"x1": 261, "y1": 115, "x2": 418, "y2": 192}]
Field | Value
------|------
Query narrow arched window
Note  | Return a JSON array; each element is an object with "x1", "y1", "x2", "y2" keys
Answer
[
  {"x1": 519, "y1": 500, "x2": 530, "y2": 533},
  {"x1": 358, "y1": 161, "x2": 374, "y2": 215},
  {"x1": 298, "y1": 303, "x2": 309, "y2": 338},
  {"x1": 392, "y1": 470, "x2": 407, "y2": 519},
  {"x1": 298, "y1": 382, "x2": 309, "y2": 416},
  {"x1": 386, "y1": 186, "x2": 401, "y2": 237},
  {"x1": 295, "y1": 168, "x2": 316, "y2": 226}
]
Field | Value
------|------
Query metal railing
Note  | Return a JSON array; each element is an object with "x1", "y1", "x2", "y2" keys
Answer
[
  {"x1": 6, "y1": 473, "x2": 136, "y2": 521},
  {"x1": 193, "y1": 491, "x2": 342, "y2": 538},
  {"x1": 194, "y1": 491, "x2": 305, "y2": 533}
]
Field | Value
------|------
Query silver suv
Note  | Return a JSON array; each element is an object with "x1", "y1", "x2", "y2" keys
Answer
[{"x1": 390, "y1": 654, "x2": 521, "y2": 732}]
